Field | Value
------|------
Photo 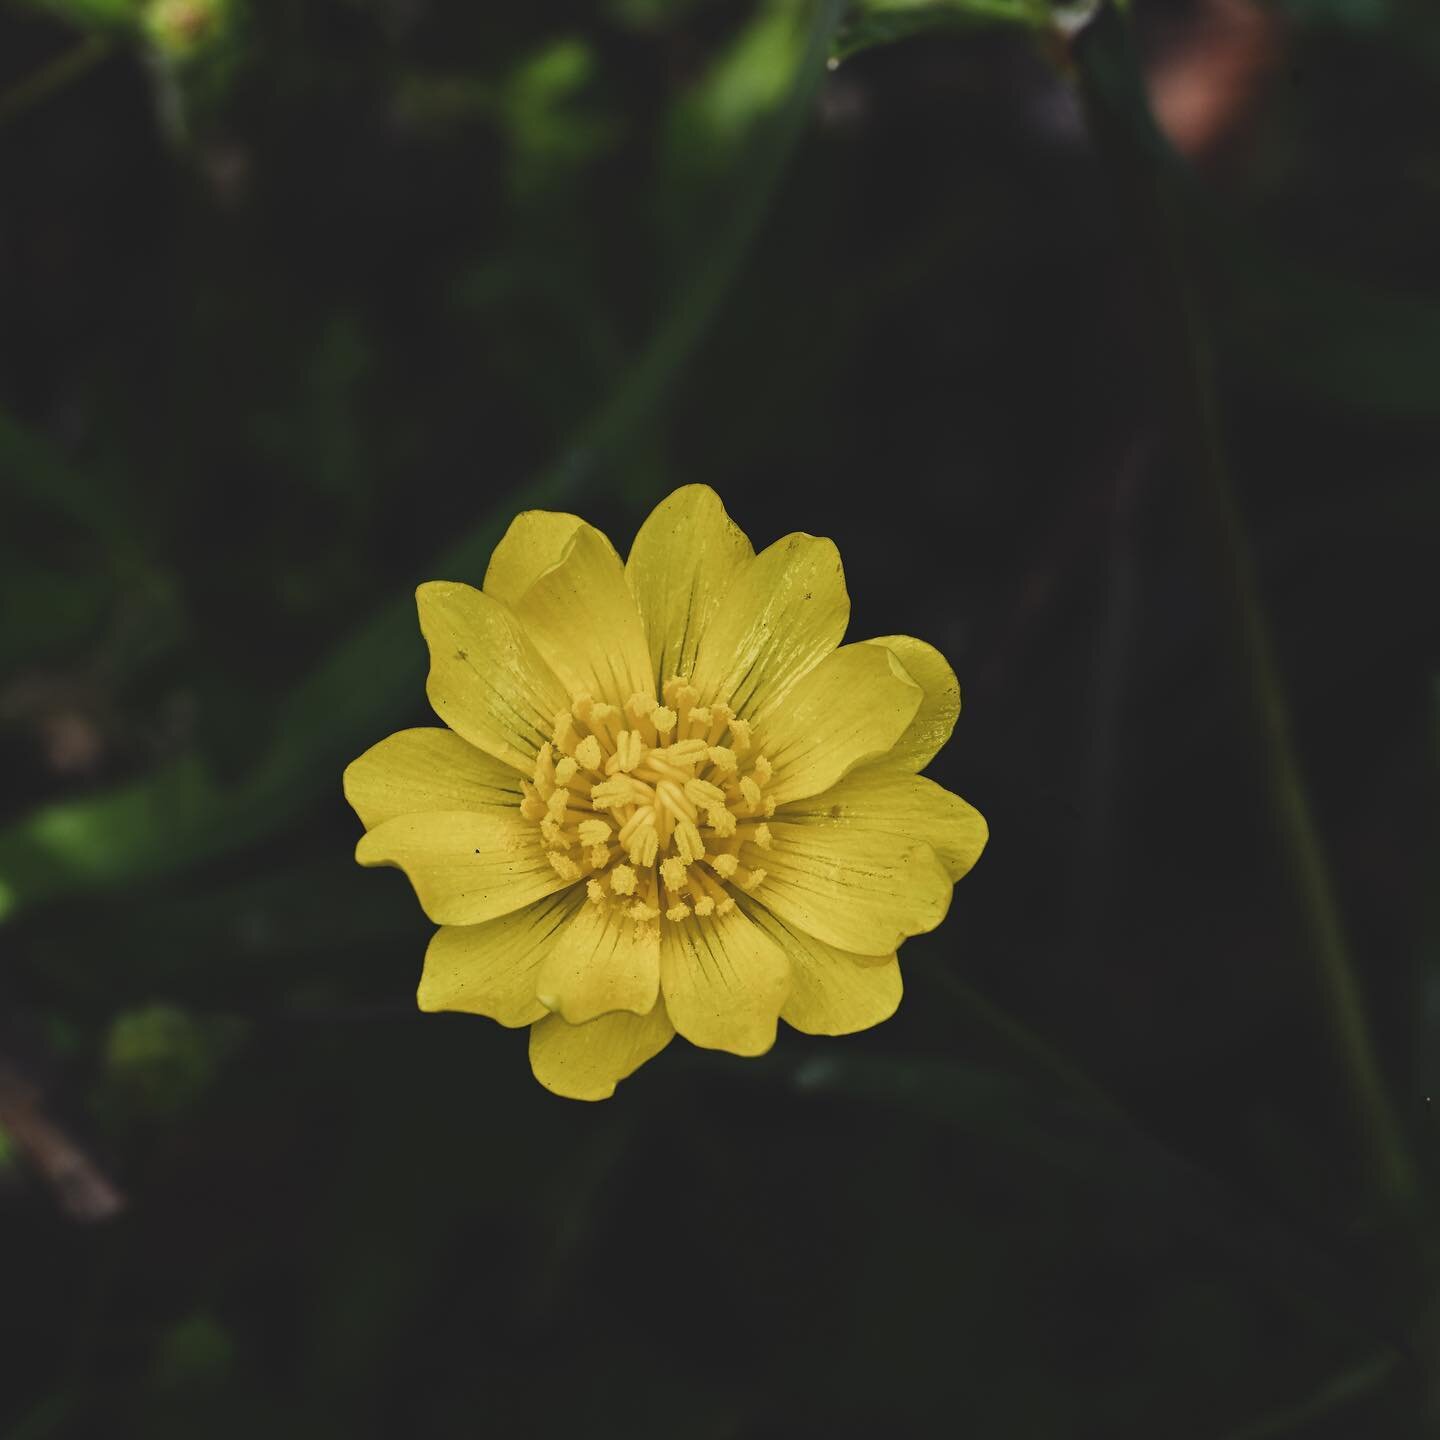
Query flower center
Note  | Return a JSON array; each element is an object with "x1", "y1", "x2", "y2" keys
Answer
[{"x1": 519, "y1": 677, "x2": 775, "y2": 925}]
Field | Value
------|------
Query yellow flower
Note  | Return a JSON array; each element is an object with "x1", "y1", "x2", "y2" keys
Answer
[{"x1": 343, "y1": 486, "x2": 987, "y2": 1100}]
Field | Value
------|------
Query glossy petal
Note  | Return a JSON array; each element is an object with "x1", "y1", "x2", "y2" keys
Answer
[
  {"x1": 418, "y1": 889, "x2": 584, "y2": 1027},
  {"x1": 483, "y1": 509, "x2": 584, "y2": 604},
  {"x1": 624, "y1": 484, "x2": 754, "y2": 685},
  {"x1": 510, "y1": 524, "x2": 655, "y2": 706},
  {"x1": 779, "y1": 767, "x2": 988, "y2": 882},
  {"x1": 343, "y1": 727, "x2": 520, "y2": 831},
  {"x1": 740, "y1": 899, "x2": 902, "y2": 1035},
  {"x1": 863, "y1": 635, "x2": 961, "y2": 774},
  {"x1": 528, "y1": 1002, "x2": 674, "y2": 1102},
  {"x1": 659, "y1": 906, "x2": 790, "y2": 1056},
  {"x1": 757, "y1": 643, "x2": 922, "y2": 806},
  {"x1": 535, "y1": 902, "x2": 661, "y2": 1025},
  {"x1": 689, "y1": 531, "x2": 849, "y2": 719},
  {"x1": 355, "y1": 810, "x2": 568, "y2": 926},
  {"x1": 753, "y1": 822, "x2": 951, "y2": 954},
  {"x1": 418, "y1": 581, "x2": 571, "y2": 772}
]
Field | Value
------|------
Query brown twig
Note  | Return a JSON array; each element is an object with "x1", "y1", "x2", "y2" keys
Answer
[{"x1": 0, "y1": 1062, "x2": 124, "y2": 1222}]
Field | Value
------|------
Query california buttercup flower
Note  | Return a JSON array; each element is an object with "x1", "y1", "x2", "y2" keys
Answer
[{"x1": 344, "y1": 486, "x2": 986, "y2": 1099}]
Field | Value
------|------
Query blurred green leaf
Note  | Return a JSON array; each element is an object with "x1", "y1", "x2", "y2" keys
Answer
[
  {"x1": 150, "y1": 1312, "x2": 237, "y2": 1391},
  {"x1": 99, "y1": 1001, "x2": 247, "y2": 1120},
  {"x1": 12, "y1": 0, "x2": 141, "y2": 32},
  {"x1": 833, "y1": 0, "x2": 1049, "y2": 59}
]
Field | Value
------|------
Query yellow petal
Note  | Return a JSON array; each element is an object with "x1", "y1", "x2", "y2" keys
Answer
[
  {"x1": 355, "y1": 809, "x2": 568, "y2": 926},
  {"x1": 510, "y1": 524, "x2": 655, "y2": 705},
  {"x1": 779, "y1": 768, "x2": 988, "y2": 882},
  {"x1": 343, "y1": 727, "x2": 520, "y2": 831},
  {"x1": 754, "y1": 822, "x2": 951, "y2": 954},
  {"x1": 659, "y1": 907, "x2": 790, "y2": 1056},
  {"x1": 528, "y1": 1002, "x2": 674, "y2": 1101},
  {"x1": 535, "y1": 902, "x2": 660, "y2": 1025},
  {"x1": 417, "y1": 581, "x2": 571, "y2": 772},
  {"x1": 757, "y1": 643, "x2": 922, "y2": 806},
  {"x1": 740, "y1": 899, "x2": 902, "y2": 1035},
  {"x1": 483, "y1": 509, "x2": 584, "y2": 604},
  {"x1": 624, "y1": 484, "x2": 754, "y2": 685},
  {"x1": 419, "y1": 889, "x2": 584, "y2": 1027},
  {"x1": 863, "y1": 635, "x2": 961, "y2": 773},
  {"x1": 689, "y1": 531, "x2": 849, "y2": 719}
]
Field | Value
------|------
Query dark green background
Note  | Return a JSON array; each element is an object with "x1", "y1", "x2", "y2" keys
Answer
[{"x1": 3, "y1": 0, "x2": 1439, "y2": 1435}]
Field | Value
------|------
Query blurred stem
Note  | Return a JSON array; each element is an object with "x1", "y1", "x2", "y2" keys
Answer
[
  {"x1": 1067, "y1": 6, "x2": 1418, "y2": 1215},
  {"x1": 928, "y1": 966, "x2": 1120, "y2": 1116},
  {"x1": 1217, "y1": 1353, "x2": 1398, "y2": 1440},
  {"x1": 0, "y1": 34, "x2": 111, "y2": 128}
]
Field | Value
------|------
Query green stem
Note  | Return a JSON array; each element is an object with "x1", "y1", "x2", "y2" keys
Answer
[
  {"x1": 0, "y1": 35, "x2": 111, "y2": 129},
  {"x1": 1069, "y1": 6, "x2": 1418, "y2": 1213}
]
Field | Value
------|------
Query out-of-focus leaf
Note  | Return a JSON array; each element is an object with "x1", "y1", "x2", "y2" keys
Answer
[
  {"x1": 99, "y1": 1001, "x2": 247, "y2": 1120},
  {"x1": 833, "y1": 0, "x2": 1049, "y2": 59},
  {"x1": 150, "y1": 1312, "x2": 237, "y2": 1391},
  {"x1": 12, "y1": 0, "x2": 141, "y2": 32},
  {"x1": 1211, "y1": 233, "x2": 1440, "y2": 420}
]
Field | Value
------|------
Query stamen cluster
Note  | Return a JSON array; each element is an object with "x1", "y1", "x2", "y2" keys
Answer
[{"x1": 519, "y1": 677, "x2": 776, "y2": 929}]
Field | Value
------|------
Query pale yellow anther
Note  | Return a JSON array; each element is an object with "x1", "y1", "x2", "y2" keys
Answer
[
  {"x1": 763, "y1": 797, "x2": 777, "y2": 817},
  {"x1": 711, "y1": 853, "x2": 739, "y2": 879},
  {"x1": 717, "y1": 895, "x2": 737, "y2": 916},
  {"x1": 739, "y1": 866, "x2": 767, "y2": 892},
  {"x1": 664, "y1": 739, "x2": 709, "y2": 766},
  {"x1": 687, "y1": 707, "x2": 712, "y2": 731},
  {"x1": 739, "y1": 776, "x2": 763, "y2": 809},
  {"x1": 587, "y1": 844, "x2": 611, "y2": 869},
  {"x1": 628, "y1": 901, "x2": 661, "y2": 923},
  {"x1": 586, "y1": 878, "x2": 606, "y2": 903},
  {"x1": 548, "y1": 852, "x2": 581, "y2": 881},
  {"x1": 552, "y1": 711, "x2": 579, "y2": 752},
  {"x1": 617, "y1": 806, "x2": 654, "y2": 845},
  {"x1": 571, "y1": 693, "x2": 594, "y2": 723},
  {"x1": 533, "y1": 742, "x2": 556, "y2": 794},
  {"x1": 707, "y1": 745, "x2": 737, "y2": 774},
  {"x1": 590, "y1": 777, "x2": 635, "y2": 810},
  {"x1": 626, "y1": 693, "x2": 653, "y2": 722},
  {"x1": 684, "y1": 777, "x2": 727, "y2": 808},
  {"x1": 666, "y1": 902, "x2": 692, "y2": 922},
  {"x1": 540, "y1": 816, "x2": 568, "y2": 847},
  {"x1": 577, "y1": 818, "x2": 611, "y2": 848},
  {"x1": 673, "y1": 684, "x2": 699, "y2": 714},
  {"x1": 610, "y1": 864, "x2": 638, "y2": 896},
  {"x1": 693, "y1": 895, "x2": 716, "y2": 917},
  {"x1": 546, "y1": 788, "x2": 569, "y2": 821},
  {"x1": 675, "y1": 820, "x2": 705, "y2": 865},
  {"x1": 706, "y1": 806, "x2": 737, "y2": 838},
  {"x1": 628, "y1": 829, "x2": 660, "y2": 868},
  {"x1": 574, "y1": 735, "x2": 603, "y2": 772},
  {"x1": 520, "y1": 793, "x2": 547, "y2": 822},
  {"x1": 657, "y1": 779, "x2": 698, "y2": 824},
  {"x1": 727, "y1": 718, "x2": 751, "y2": 754},
  {"x1": 751, "y1": 755, "x2": 773, "y2": 785},
  {"x1": 612, "y1": 730, "x2": 644, "y2": 772},
  {"x1": 651, "y1": 705, "x2": 677, "y2": 736},
  {"x1": 660, "y1": 856, "x2": 688, "y2": 891},
  {"x1": 753, "y1": 823, "x2": 773, "y2": 850},
  {"x1": 554, "y1": 755, "x2": 579, "y2": 786}
]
